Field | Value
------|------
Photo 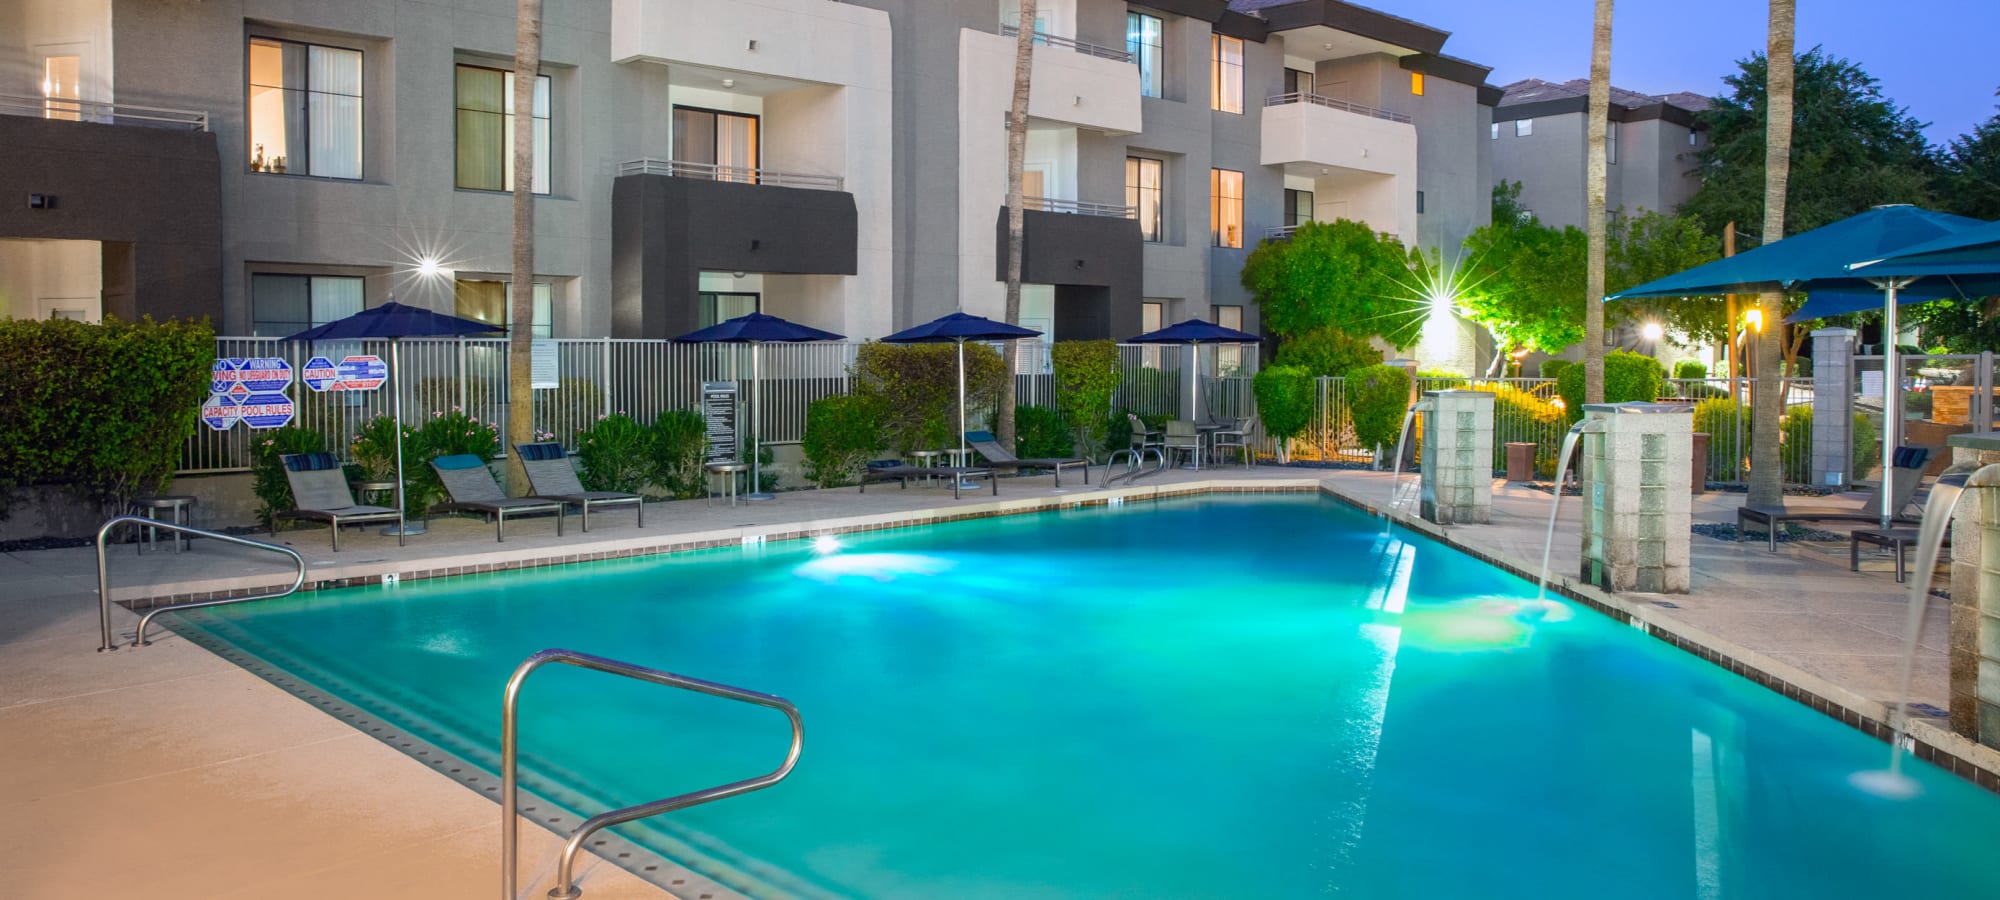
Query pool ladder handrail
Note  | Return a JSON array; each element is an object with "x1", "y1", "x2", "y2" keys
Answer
[
  {"x1": 502, "y1": 648, "x2": 804, "y2": 900},
  {"x1": 95, "y1": 515, "x2": 307, "y2": 651},
  {"x1": 1104, "y1": 447, "x2": 1166, "y2": 486}
]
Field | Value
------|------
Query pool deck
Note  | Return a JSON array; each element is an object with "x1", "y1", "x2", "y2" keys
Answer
[{"x1": 5, "y1": 463, "x2": 1999, "y2": 899}]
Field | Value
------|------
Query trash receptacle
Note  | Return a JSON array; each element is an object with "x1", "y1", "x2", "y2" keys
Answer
[
  {"x1": 1505, "y1": 442, "x2": 1537, "y2": 482},
  {"x1": 1690, "y1": 432, "x2": 1710, "y2": 494}
]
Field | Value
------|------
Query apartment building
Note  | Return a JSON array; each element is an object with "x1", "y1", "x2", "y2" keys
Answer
[
  {"x1": 0, "y1": 0, "x2": 1495, "y2": 351},
  {"x1": 1490, "y1": 78, "x2": 1710, "y2": 230}
]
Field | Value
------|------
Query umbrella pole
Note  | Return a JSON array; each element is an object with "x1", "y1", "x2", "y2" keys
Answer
[
  {"x1": 749, "y1": 341, "x2": 773, "y2": 500},
  {"x1": 958, "y1": 339, "x2": 968, "y2": 466},
  {"x1": 1882, "y1": 282, "x2": 1901, "y2": 530},
  {"x1": 392, "y1": 337, "x2": 407, "y2": 546}
]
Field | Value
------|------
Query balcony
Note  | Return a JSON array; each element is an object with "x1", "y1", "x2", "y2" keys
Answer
[
  {"x1": 1260, "y1": 92, "x2": 1416, "y2": 174},
  {"x1": 618, "y1": 159, "x2": 844, "y2": 191},
  {"x1": 1023, "y1": 196, "x2": 1137, "y2": 217},
  {"x1": 0, "y1": 93, "x2": 209, "y2": 131},
  {"x1": 998, "y1": 24, "x2": 1133, "y2": 63},
  {"x1": 960, "y1": 28, "x2": 1140, "y2": 135}
]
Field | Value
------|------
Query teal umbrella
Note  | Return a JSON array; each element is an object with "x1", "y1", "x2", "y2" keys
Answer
[{"x1": 1608, "y1": 205, "x2": 1994, "y2": 528}]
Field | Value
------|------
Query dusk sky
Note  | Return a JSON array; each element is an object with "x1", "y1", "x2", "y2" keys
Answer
[{"x1": 1385, "y1": 0, "x2": 2000, "y2": 146}]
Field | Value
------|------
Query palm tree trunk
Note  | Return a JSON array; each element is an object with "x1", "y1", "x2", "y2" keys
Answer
[
  {"x1": 998, "y1": 0, "x2": 1037, "y2": 449},
  {"x1": 505, "y1": 0, "x2": 543, "y2": 496},
  {"x1": 1582, "y1": 0, "x2": 1614, "y2": 405},
  {"x1": 1747, "y1": 1, "x2": 1794, "y2": 508}
]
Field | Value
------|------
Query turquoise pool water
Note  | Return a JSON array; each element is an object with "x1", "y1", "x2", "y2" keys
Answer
[{"x1": 179, "y1": 494, "x2": 2000, "y2": 898}]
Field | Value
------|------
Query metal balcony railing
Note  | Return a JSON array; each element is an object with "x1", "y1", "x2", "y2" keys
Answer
[
  {"x1": 1266, "y1": 225, "x2": 1302, "y2": 240},
  {"x1": 999, "y1": 23, "x2": 1134, "y2": 63},
  {"x1": 1024, "y1": 196, "x2": 1138, "y2": 218},
  {"x1": 618, "y1": 158, "x2": 845, "y2": 191},
  {"x1": 0, "y1": 93, "x2": 209, "y2": 130},
  {"x1": 1264, "y1": 92, "x2": 1411, "y2": 125}
]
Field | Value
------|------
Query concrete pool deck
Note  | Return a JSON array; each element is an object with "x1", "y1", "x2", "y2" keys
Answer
[{"x1": 4, "y1": 463, "x2": 1998, "y2": 898}]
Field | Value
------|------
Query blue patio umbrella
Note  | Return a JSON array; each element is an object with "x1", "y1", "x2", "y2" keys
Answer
[
  {"x1": 675, "y1": 313, "x2": 845, "y2": 500},
  {"x1": 1128, "y1": 318, "x2": 1262, "y2": 426},
  {"x1": 1608, "y1": 205, "x2": 1996, "y2": 526},
  {"x1": 881, "y1": 312, "x2": 1042, "y2": 465},
  {"x1": 286, "y1": 301, "x2": 506, "y2": 541}
]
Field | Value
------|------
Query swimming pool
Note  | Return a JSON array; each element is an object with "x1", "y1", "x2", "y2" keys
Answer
[{"x1": 175, "y1": 494, "x2": 2000, "y2": 898}]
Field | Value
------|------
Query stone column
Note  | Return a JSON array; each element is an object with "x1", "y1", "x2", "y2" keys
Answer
[
  {"x1": 1579, "y1": 403, "x2": 1693, "y2": 593},
  {"x1": 1947, "y1": 433, "x2": 2000, "y2": 744},
  {"x1": 1811, "y1": 327, "x2": 1857, "y2": 488},
  {"x1": 1419, "y1": 390, "x2": 1494, "y2": 525}
]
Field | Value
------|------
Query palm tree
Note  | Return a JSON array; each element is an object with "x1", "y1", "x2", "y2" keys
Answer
[
  {"x1": 998, "y1": 0, "x2": 1038, "y2": 449},
  {"x1": 505, "y1": 0, "x2": 543, "y2": 495},
  {"x1": 1747, "y1": 1, "x2": 1795, "y2": 508},
  {"x1": 1581, "y1": 0, "x2": 1614, "y2": 404}
]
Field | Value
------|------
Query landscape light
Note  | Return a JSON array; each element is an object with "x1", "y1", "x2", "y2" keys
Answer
[
  {"x1": 1745, "y1": 309, "x2": 1764, "y2": 333},
  {"x1": 1640, "y1": 321, "x2": 1664, "y2": 342}
]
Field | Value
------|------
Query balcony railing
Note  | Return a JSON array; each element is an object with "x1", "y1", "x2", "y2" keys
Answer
[
  {"x1": 1266, "y1": 225, "x2": 1301, "y2": 240},
  {"x1": 618, "y1": 158, "x2": 845, "y2": 191},
  {"x1": 998, "y1": 23, "x2": 1133, "y2": 63},
  {"x1": 0, "y1": 94, "x2": 208, "y2": 131},
  {"x1": 1264, "y1": 92, "x2": 1411, "y2": 125},
  {"x1": 1025, "y1": 196, "x2": 1137, "y2": 218}
]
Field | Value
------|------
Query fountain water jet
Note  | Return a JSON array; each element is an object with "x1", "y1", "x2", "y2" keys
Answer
[
  {"x1": 1385, "y1": 402, "x2": 1431, "y2": 520},
  {"x1": 1535, "y1": 420, "x2": 1599, "y2": 602}
]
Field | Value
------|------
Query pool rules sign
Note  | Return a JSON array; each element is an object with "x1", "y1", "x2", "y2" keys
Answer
[{"x1": 200, "y1": 357, "x2": 296, "y2": 431}]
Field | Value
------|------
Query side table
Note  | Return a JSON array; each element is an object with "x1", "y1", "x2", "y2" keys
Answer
[
  {"x1": 706, "y1": 461, "x2": 751, "y2": 507},
  {"x1": 131, "y1": 495, "x2": 197, "y2": 554}
]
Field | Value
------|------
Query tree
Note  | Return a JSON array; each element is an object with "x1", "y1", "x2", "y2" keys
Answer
[
  {"x1": 1683, "y1": 47, "x2": 1934, "y2": 239},
  {"x1": 1583, "y1": 0, "x2": 1614, "y2": 404},
  {"x1": 1749, "y1": 1, "x2": 1795, "y2": 508},
  {"x1": 1936, "y1": 90, "x2": 2000, "y2": 219},
  {"x1": 1608, "y1": 210, "x2": 1724, "y2": 343},
  {"x1": 1240, "y1": 219, "x2": 1423, "y2": 346},
  {"x1": 997, "y1": 0, "x2": 1038, "y2": 450},
  {"x1": 504, "y1": 0, "x2": 543, "y2": 496},
  {"x1": 1458, "y1": 216, "x2": 1588, "y2": 355}
]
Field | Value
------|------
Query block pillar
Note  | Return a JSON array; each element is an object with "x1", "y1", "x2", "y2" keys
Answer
[
  {"x1": 1419, "y1": 390, "x2": 1494, "y2": 525},
  {"x1": 1811, "y1": 327, "x2": 1858, "y2": 488},
  {"x1": 1579, "y1": 403, "x2": 1693, "y2": 593},
  {"x1": 1947, "y1": 432, "x2": 2000, "y2": 744}
]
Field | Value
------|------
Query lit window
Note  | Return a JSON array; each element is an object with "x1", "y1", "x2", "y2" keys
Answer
[
  {"x1": 1490, "y1": 122, "x2": 1499, "y2": 140},
  {"x1": 1126, "y1": 156, "x2": 1164, "y2": 242},
  {"x1": 247, "y1": 38, "x2": 363, "y2": 179},
  {"x1": 1211, "y1": 168, "x2": 1243, "y2": 248},
  {"x1": 454, "y1": 279, "x2": 554, "y2": 338},
  {"x1": 1516, "y1": 118, "x2": 1533, "y2": 137},
  {"x1": 1410, "y1": 72, "x2": 1425, "y2": 96},
  {"x1": 1127, "y1": 12, "x2": 1163, "y2": 99},
  {"x1": 455, "y1": 64, "x2": 551, "y2": 193},
  {"x1": 1210, "y1": 34, "x2": 1243, "y2": 114},
  {"x1": 1214, "y1": 305, "x2": 1245, "y2": 370}
]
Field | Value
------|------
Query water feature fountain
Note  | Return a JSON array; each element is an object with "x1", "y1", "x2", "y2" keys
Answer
[
  {"x1": 1535, "y1": 403, "x2": 1693, "y2": 598},
  {"x1": 1536, "y1": 420, "x2": 1596, "y2": 602},
  {"x1": 1417, "y1": 390, "x2": 1495, "y2": 525},
  {"x1": 1386, "y1": 402, "x2": 1428, "y2": 517}
]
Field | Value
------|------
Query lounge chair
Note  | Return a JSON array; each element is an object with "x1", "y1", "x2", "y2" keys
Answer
[
  {"x1": 427, "y1": 454, "x2": 565, "y2": 542},
  {"x1": 963, "y1": 430, "x2": 1091, "y2": 487},
  {"x1": 515, "y1": 442, "x2": 644, "y2": 532},
  {"x1": 1736, "y1": 446, "x2": 1932, "y2": 551},
  {"x1": 274, "y1": 452, "x2": 403, "y2": 550},
  {"x1": 860, "y1": 463, "x2": 996, "y2": 500}
]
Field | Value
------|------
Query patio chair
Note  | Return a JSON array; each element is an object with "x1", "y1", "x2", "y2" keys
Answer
[
  {"x1": 515, "y1": 442, "x2": 644, "y2": 532},
  {"x1": 1210, "y1": 414, "x2": 1257, "y2": 468},
  {"x1": 428, "y1": 454, "x2": 565, "y2": 542},
  {"x1": 273, "y1": 452, "x2": 403, "y2": 551},
  {"x1": 1163, "y1": 420, "x2": 1202, "y2": 469},
  {"x1": 860, "y1": 463, "x2": 997, "y2": 500},
  {"x1": 1127, "y1": 413, "x2": 1163, "y2": 454},
  {"x1": 1736, "y1": 445, "x2": 1933, "y2": 551},
  {"x1": 963, "y1": 430, "x2": 1090, "y2": 487}
]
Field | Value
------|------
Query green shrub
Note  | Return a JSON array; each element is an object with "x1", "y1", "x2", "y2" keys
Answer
[
  {"x1": 251, "y1": 425, "x2": 329, "y2": 527},
  {"x1": 802, "y1": 395, "x2": 886, "y2": 488},
  {"x1": 1102, "y1": 408, "x2": 1174, "y2": 457},
  {"x1": 1253, "y1": 366, "x2": 1315, "y2": 462},
  {"x1": 1052, "y1": 340, "x2": 1120, "y2": 459},
  {"x1": 1013, "y1": 405, "x2": 1073, "y2": 459},
  {"x1": 1691, "y1": 398, "x2": 1748, "y2": 442},
  {"x1": 347, "y1": 415, "x2": 403, "y2": 482},
  {"x1": 0, "y1": 316, "x2": 213, "y2": 515},
  {"x1": 1781, "y1": 405, "x2": 1878, "y2": 484},
  {"x1": 1555, "y1": 350, "x2": 1664, "y2": 422},
  {"x1": 1273, "y1": 328, "x2": 1380, "y2": 378},
  {"x1": 1540, "y1": 358, "x2": 1572, "y2": 380},
  {"x1": 1467, "y1": 383, "x2": 1564, "y2": 475},
  {"x1": 1117, "y1": 364, "x2": 1181, "y2": 418},
  {"x1": 647, "y1": 409, "x2": 709, "y2": 499},
  {"x1": 1672, "y1": 359, "x2": 1709, "y2": 380},
  {"x1": 573, "y1": 413, "x2": 652, "y2": 495},
  {"x1": 853, "y1": 342, "x2": 1006, "y2": 455},
  {"x1": 1343, "y1": 364, "x2": 1413, "y2": 459},
  {"x1": 408, "y1": 408, "x2": 500, "y2": 509}
]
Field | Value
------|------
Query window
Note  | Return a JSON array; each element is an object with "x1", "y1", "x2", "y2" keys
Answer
[
  {"x1": 1607, "y1": 122, "x2": 1618, "y2": 164},
  {"x1": 1211, "y1": 168, "x2": 1243, "y2": 248},
  {"x1": 1284, "y1": 188, "x2": 1313, "y2": 228},
  {"x1": 1210, "y1": 34, "x2": 1242, "y2": 114},
  {"x1": 698, "y1": 292, "x2": 759, "y2": 328},
  {"x1": 1490, "y1": 122, "x2": 1498, "y2": 140},
  {"x1": 1214, "y1": 304, "x2": 1244, "y2": 371},
  {"x1": 1284, "y1": 67, "x2": 1314, "y2": 97},
  {"x1": 1515, "y1": 118, "x2": 1533, "y2": 137},
  {"x1": 247, "y1": 38, "x2": 363, "y2": 179},
  {"x1": 1409, "y1": 72, "x2": 1425, "y2": 96},
  {"x1": 1416, "y1": 190, "x2": 1426, "y2": 215},
  {"x1": 250, "y1": 274, "x2": 364, "y2": 337},
  {"x1": 1141, "y1": 301, "x2": 1165, "y2": 367},
  {"x1": 672, "y1": 106, "x2": 760, "y2": 180},
  {"x1": 1126, "y1": 156, "x2": 1164, "y2": 242},
  {"x1": 455, "y1": 64, "x2": 550, "y2": 193},
  {"x1": 454, "y1": 279, "x2": 553, "y2": 338},
  {"x1": 42, "y1": 55, "x2": 79, "y2": 120},
  {"x1": 1689, "y1": 130, "x2": 1699, "y2": 146},
  {"x1": 1127, "y1": 12, "x2": 1163, "y2": 99}
]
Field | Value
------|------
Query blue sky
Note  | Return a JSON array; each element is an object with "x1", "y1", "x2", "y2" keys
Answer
[{"x1": 1386, "y1": 0, "x2": 1999, "y2": 145}]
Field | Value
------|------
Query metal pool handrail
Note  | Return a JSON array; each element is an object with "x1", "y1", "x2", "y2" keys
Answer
[
  {"x1": 95, "y1": 515, "x2": 307, "y2": 651},
  {"x1": 501, "y1": 649, "x2": 804, "y2": 900}
]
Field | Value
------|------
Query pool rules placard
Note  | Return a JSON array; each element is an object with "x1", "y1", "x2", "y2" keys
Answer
[{"x1": 702, "y1": 381, "x2": 739, "y2": 464}]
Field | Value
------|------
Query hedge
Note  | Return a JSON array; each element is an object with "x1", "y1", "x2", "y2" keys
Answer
[
  {"x1": 1343, "y1": 364, "x2": 1413, "y2": 455},
  {"x1": 1555, "y1": 350, "x2": 1663, "y2": 422},
  {"x1": 802, "y1": 394, "x2": 886, "y2": 488}
]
